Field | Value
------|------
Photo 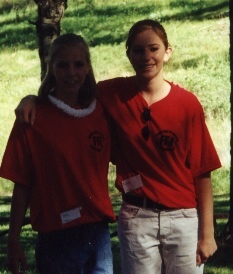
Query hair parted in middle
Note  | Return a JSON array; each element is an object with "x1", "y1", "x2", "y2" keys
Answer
[
  {"x1": 38, "y1": 33, "x2": 96, "y2": 108},
  {"x1": 126, "y1": 19, "x2": 169, "y2": 56}
]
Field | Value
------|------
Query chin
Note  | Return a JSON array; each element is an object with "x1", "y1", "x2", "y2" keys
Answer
[{"x1": 137, "y1": 73, "x2": 157, "y2": 82}]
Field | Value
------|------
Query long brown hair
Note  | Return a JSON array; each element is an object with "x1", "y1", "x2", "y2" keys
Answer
[{"x1": 38, "y1": 33, "x2": 96, "y2": 108}]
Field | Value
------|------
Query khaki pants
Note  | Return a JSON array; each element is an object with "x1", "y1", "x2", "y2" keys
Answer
[{"x1": 118, "y1": 201, "x2": 204, "y2": 274}]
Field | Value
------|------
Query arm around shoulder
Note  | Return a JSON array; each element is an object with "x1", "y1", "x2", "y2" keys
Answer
[{"x1": 14, "y1": 95, "x2": 37, "y2": 125}]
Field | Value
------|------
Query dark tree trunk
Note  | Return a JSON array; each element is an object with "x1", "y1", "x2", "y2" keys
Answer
[
  {"x1": 33, "y1": 0, "x2": 68, "y2": 80},
  {"x1": 228, "y1": 0, "x2": 233, "y2": 244}
]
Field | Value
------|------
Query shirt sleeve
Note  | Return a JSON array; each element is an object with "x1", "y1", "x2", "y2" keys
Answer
[
  {"x1": 0, "y1": 121, "x2": 34, "y2": 185},
  {"x1": 188, "y1": 102, "x2": 221, "y2": 177}
]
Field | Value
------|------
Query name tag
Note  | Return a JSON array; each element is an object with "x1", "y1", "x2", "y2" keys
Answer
[
  {"x1": 122, "y1": 174, "x2": 143, "y2": 193},
  {"x1": 60, "y1": 207, "x2": 81, "y2": 224}
]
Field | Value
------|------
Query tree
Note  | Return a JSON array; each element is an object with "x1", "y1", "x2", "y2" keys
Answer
[
  {"x1": 31, "y1": 0, "x2": 68, "y2": 80},
  {"x1": 228, "y1": 0, "x2": 233, "y2": 244}
]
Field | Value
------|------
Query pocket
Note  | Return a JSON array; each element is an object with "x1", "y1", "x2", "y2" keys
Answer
[
  {"x1": 181, "y1": 208, "x2": 198, "y2": 218},
  {"x1": 118, "y1": 201, "x2": 141, "y2": 220}
]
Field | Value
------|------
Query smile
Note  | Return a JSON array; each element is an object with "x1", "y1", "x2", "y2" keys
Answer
[
  {"x1": 65, "y1": 80, "x2": 78, "y2": 84},
  {"x1": 140, "y1": 64, "x2": 155, "y2": 69}
]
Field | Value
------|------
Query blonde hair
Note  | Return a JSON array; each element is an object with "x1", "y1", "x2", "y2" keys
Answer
[{"x1": 38, "y1": 33, "x2": 96, "y2": 108}]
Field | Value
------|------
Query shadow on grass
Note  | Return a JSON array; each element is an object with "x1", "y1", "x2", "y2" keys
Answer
[
  {"x1": 206, "y1": 244, "x2": 233, "y2": 272},
  {"x1": 0, "y1": 196, "x2": 11, "y2": 238},
  {"x1": 0, "y1": 195, "x2": 11, "y2": 205},
  {"x1": 0, "y1": 0, "x2": 229, "y2": 50},
  {"x1": 1, "y1": 194, "x2": 232, "y2": 273},
  {"x1": 214, "y1": 193, "x2": 230, "y2": 213},
  {"x1": 0, "y1": 225, "x2": 37, "y2": 273}
]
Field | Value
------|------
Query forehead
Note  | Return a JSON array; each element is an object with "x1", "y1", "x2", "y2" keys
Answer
[
  {"x1": 130, "y1": 29, "x2": 164, "y2": 47},
  {"x1": 54, "y1": 45, "x2": 87, "y2": 60}
]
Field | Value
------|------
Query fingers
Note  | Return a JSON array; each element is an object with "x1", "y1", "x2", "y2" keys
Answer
[
  {"x1": 196, "y1": 252, "x2": 210, "y2": 266},
  {"x1": 196, "y1": 237, "x2": 217, "y2": 266},
  {"x1": 7, "y1": 242, "x2": 28, "y2": 274},
  {"x1": 196, "y1": 246, "x2": 217, "y2": 266},
  {"x1": 196, "y1": 253, "x2": 202, "y2": 266},
  {"x1": 8, "y1": 256, "x2": 20, "y2": 274},
  {"x1": 14, "y1": 96, "x2": 36, "y2": 125},
  {"x1": 14, "y1": 107, "x2": 35, "y2": 125},
  {"x1": 19, "y1": 255, "x2": 28, "y2": 273},
  {"x1": 8, "y1": 257, "x2": 28, "y2": 274},
  {"x1": 28, "y1": 109, "x2": 35, "y2": 125}
]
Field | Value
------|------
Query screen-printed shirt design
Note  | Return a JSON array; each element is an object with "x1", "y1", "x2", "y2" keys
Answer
[
  {"x1": 97, "y1": 77, "x2": 221, "y2": 208},
  {"x1": 0, "y1": 99, "x2": 115, "y2": 232}
]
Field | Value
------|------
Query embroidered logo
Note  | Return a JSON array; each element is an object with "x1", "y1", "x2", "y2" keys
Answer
[
  {"x1": 89, "y1": 131, "x2": 104, "y2": 152},
  {"x1": 157, "y1": 130, "x2": 178, "y2": 151}
]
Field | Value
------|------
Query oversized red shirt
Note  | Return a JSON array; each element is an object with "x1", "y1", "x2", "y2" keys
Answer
[
  {"x1": 97, "y1": 77, "x2": 221, "y2": 208},
  {"x1": 0, "y1": 99, "x2": 115, "y2": 232}
]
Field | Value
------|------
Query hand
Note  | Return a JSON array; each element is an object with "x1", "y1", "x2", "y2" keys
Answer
[
  {"x1": 196, "y1": 236, "x2": 217, "y2": 266},
  {"x1": 7, "y1": 240, "x2": 28, "y2": 274},
  {"x1": 14, "y1": 95, "x2": 36, "y2": 125}
]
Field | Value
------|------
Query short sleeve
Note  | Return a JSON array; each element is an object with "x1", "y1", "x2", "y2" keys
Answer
[
  {"x1": 0, "y1": 121, "x2": 34, "y2": 185},
  {"x1": 187, "y1": 103, "x2": 221, "y2": 177}
]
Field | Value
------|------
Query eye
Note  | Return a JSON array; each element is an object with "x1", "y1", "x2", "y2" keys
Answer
[
  {"x1": 56, "y1": 61, "x2": 68, "y2": 68},
  {"x1": 150, "y1": 47, "x2": 159, "y2": 52},
  {"x1": 74, "y1": 61, "x2": 85, "y2": 68},
  {"x1": 131, "y1": 47, "x2": 144, "y2": 54}
]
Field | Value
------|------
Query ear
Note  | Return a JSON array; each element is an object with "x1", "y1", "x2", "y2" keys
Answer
[{"x1": 164, "y1": 46, "x2": 172, "y2": 62}]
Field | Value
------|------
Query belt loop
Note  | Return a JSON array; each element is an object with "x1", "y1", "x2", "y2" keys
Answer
[{"x1": 143, "y1": 198, "x2": 147, "y2": 209}]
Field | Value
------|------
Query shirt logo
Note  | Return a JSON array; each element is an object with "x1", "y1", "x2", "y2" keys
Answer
[
  {"x1": 89, "y1": 131, "x2": 104, "y2": 152},
  {"x1": 157, "y1": 130, "x2": 178, "y2": 151}
]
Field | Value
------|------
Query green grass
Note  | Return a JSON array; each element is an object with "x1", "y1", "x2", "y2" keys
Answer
[{"x1": 0, "y1": 0, "x2": 231, "y2": 273}]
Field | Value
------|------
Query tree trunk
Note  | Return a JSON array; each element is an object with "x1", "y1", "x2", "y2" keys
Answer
[
  {"x1": 33, "y1": 0, "x2": 68, "y2": 80},
  {"x1": 228, "y1": 0, "x2": 233, "y2": 244}
]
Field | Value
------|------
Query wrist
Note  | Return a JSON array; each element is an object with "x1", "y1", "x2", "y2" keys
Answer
[{"x1": 199, "y1": 232, "x2": 215, "y2": 241}]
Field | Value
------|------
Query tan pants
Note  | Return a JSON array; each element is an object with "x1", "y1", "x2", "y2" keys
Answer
[{"x1": 118, "y1": 201, "x2": 204, "y2": 274}]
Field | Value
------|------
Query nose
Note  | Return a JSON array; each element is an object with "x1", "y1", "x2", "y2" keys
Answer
[
  {"x1": 142, "y1": 49, "x2": 151, "y2": 61},
  {"x1": 68, "y1": 64, "x2": 76, "y2": 75}
]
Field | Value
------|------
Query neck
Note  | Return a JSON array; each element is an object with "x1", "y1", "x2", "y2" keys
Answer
[
  {"x1": 53, "y1": 92, "x2": 79, "y2": 108},
  {"x1": 135, "y1": 76, "x2": 171, "y2": 106}
]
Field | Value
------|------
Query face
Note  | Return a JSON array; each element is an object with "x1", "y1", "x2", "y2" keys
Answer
[
  {"x1": 127, "y1": 29, "x2": 171, "y2": 81},
  {"x1": 51, "y1": 45, "x2": 90, "y2": 101}
]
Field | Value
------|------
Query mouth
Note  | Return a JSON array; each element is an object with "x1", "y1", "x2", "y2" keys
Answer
[
  {"x1": 139, "y1": 64, "x2": 155, "y2": 70},
  {"x1": 65, "y1": 80, "x2": 79, "y2": 85}
]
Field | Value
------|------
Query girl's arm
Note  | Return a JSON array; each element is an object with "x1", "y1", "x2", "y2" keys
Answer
[
  {"x1": 14, "y1": 95, "x2": 37, "y2": 125},
  {"x1": 7, "y1": 184, "x2": 31, "y2": 274},
  {"x1": 195, "y1": 172, "x2": 217, "y2": 266}
]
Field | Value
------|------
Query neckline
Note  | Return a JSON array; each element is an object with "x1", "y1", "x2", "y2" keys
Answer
[
  {"x1": 48, "y1": 95, "x2": 96, "y2": 118},
  {"x1": 137, "y1": 80, "x2": 173, "y2": 107}
]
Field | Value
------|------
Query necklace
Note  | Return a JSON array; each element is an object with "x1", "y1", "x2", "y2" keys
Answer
[{"x1": 48, "y1": 95, "x2": 96, "y2": 118}]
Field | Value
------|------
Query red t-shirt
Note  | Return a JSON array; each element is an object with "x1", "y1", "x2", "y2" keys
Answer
[
  {"x1": 97, "y1": 77, "x2": 221, "y2": 208},
  {"x1": 0, "y1": 99, "x2": 115, "y2": 232}
]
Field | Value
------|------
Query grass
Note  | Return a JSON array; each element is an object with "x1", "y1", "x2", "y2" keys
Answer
[
  {"x1": 0, "y1": 0, "x2": 231, "y2": 273},
  {"x1": 0, "y1": 190, "x2": 232, "y2": 274}
]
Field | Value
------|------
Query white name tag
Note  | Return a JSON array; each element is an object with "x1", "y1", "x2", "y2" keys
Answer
[
  {"x1": 60, "y1": 207, "x2": 81, "y2": 224},
  {"x1": 122, "y1": 174, "x2": 143, "y2": 193}
]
